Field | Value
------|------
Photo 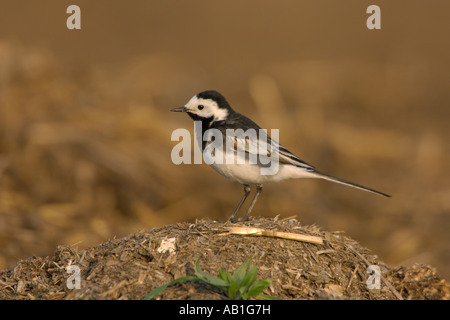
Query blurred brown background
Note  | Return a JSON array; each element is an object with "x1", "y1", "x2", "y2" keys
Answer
[{"x1": 0, "y1": 1, "x2": 449, "y2": 280}]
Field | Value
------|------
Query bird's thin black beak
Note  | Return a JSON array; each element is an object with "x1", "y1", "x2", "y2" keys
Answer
[{"x1": 171, "y1": 106, "x2": 186, "y2": 112}]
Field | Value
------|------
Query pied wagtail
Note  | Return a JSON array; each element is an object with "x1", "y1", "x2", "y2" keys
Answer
[{"x1": 171, "y1": 90, "x2": 390, "y2": 222}]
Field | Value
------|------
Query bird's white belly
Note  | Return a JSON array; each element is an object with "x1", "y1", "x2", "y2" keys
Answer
[
  {"x1": 209, "y1": 162, "x2": 269, "y2": 184},
  {"x1": 204, "y1": 144, "x2": 275, "y2": 184},
  {"x1": 209, "y1": 160, "x2": 317, "y2": 185},
  {"x1": 202, "y1": 136, "x2": 317, "y2": 185}
]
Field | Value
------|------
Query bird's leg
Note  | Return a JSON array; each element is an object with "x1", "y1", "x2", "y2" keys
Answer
[
  {"x1": 228, "y1": 184, "x2": 251, "y2": 223},
  {"x1": 242, "y1": 184, "x2": 263, "y2": 221}
]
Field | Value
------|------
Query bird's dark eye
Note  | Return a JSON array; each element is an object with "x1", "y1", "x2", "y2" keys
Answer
[{"x1": 198, "y1": 105, "x2": 204, "y2": 110}]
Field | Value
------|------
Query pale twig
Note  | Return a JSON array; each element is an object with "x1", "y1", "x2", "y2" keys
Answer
[
  {"x1": 345, "y1": 264, "x2": 359, "y2": 292},
  {"x1": 218, "y1": 226, "x2": 324, "y2": 245}
]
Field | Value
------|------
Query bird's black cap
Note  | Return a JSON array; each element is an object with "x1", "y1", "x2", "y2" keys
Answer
[{"x1": 197, "y1": 90, "x2": 233, "y2": 110}]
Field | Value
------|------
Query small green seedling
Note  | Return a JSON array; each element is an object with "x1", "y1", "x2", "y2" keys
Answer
[{"x1": 143, "y1": 256, "x2": 276, "y2": 300}]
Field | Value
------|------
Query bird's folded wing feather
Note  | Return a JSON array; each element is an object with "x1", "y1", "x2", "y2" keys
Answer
[{"x1": 227, "y1": 132, "x2": 315, "y2": 170}]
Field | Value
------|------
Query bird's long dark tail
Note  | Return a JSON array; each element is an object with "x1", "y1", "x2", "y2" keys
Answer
[{"x1": 311, "y1": 170, "x2": 391, "y2": 198}]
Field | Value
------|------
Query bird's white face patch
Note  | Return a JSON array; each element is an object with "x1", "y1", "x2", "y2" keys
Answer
[{"x1": 184, "y1": 95, "x2": 228, "y2": 121}]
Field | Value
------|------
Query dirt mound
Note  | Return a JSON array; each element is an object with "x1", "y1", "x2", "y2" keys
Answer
[{"x1": 0, "y1": 217, "x2": 448, "y2": 300}]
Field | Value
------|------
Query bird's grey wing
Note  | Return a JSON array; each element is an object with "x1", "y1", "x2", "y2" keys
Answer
[
  {"x1": 269, "y1": 140, "x2": 315, "y2": 170},
  {"x1": 224, "y1": 129, "x2": 315, "y2": 170},
  {"x1": 277, "y1": 144, "x2": 315, "y2": 170},
  {"x1": 213, "y1": 114, "x2": 315, "y2": 170}
]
